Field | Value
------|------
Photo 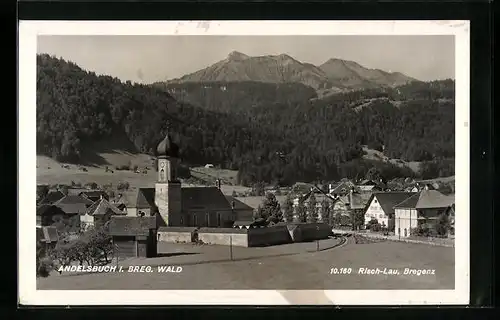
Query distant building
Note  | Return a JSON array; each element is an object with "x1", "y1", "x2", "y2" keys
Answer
[
  {"x1": 394, "y1": 190, "x2": 454, "y2": 238},
  {"x1": 363, "y1": 192, "x2": 416, "y2": 230},
  {"x1": 80, "y1": 198, "x2": 126, "y2": 232},
  {"x1": 108, "y1": 216, "x2": 157, "y2": 258},
  {"x1": 36, "y1": 204, "x2": 66, "y2": 227}
]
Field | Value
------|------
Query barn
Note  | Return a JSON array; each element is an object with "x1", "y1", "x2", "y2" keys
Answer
[{"x1": 108, "y1": 216, "x2": 157, "y2": 258}]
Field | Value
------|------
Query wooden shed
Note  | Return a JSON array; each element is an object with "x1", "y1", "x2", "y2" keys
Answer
[{"x1": 108, "y1": 216, "x2": 157, "y2": 258}]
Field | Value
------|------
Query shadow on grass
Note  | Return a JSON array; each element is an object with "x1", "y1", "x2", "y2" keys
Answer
[{"x1": 156, "y1": 252, "x2": 200, "y2": 258}]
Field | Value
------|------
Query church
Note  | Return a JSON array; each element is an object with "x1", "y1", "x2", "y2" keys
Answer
[{"x1": 125, "y1": 132, "x2": 246, "y2": 228}]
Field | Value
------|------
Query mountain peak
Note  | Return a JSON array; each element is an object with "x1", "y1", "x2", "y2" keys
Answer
[{"x1": 227, "y1": 51, "x2": 249, "y2": 61}]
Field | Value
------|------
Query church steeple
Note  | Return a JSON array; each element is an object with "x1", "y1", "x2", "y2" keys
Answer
[
  {"x1": 156, "y1": 131, "x2": 180, "y2": 183},
  {"x1": 154, "y1": 130, "x2": 182, "y2": 227}
]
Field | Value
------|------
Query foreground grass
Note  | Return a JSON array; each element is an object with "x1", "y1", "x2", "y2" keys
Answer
[{"x1": 37, "y1": 239, "x2": 454, "y2": 290}]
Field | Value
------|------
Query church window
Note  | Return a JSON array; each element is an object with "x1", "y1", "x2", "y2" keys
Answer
[
  {"x1": 180, "y1": 216, "x2": 184, "y2": 225},
  {"x1": 193, "y1": 215, "x2": 197, "y2": 226},
  {"x1": 217, "y1": 213, "x2": 221, "y2": 227}
]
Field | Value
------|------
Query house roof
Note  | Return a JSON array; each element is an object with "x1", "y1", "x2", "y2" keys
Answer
[
  {"x1": 54, "y1": 195, "x2": 94, "y2": 215},
  {"x1": 370, "y1": 192, "x2": 416, "y2": 215},
  {"x1": 39, "y1": 191, "x2": 65, "y2": 204},
  {"x1": 36, "y1": 204, "x2": 65, "y2": 216},
  {"x1": 36, "y1": 226, "x2": 59, "y2": 243},
  {"x1": 79, "y1": 190, "x2": 108, "y2": 199},
  {"x1": 66, "y1": 188, "x2": 92, "y2": 196},
  {"x1": 394, "y1": 190, "x2": 454, "y2": 209},
  {"x1": 85, "y1": 198, "x2": 126, "y2": 216},
  {"x1": 349, "y1": 192, "x2": 372, "y2": 209},
  {"x1": 108, "y1": 216, "x2": 156, "y2": 236},
  {"x1": 225, "y1": 196, "x2": 253, "y2": 211}
]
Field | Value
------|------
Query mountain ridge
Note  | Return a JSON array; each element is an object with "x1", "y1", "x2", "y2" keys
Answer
[{"x1": 165, "y1": 51, "x2": 418, "y2": 96}]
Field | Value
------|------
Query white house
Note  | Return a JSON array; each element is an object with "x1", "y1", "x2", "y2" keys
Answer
[
  {"x1": 364, "y1": 192, "x2": 415, "y2": 230},
  {"x1": 394, "y1": 190, "x2": 454, "y2": 238},
  {"x1": 80, "y1": 198, "x2": 126, "y2": 232}
]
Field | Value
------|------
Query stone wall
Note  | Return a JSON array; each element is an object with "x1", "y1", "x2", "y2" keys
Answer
[
  {"x1": 197, "y1": 227, "x2": 248, "y2": 247},
  {"x1": 157, "y1": 226, "x2": 197, "y2": 243}
]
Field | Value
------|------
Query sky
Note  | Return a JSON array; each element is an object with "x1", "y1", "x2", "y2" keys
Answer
[{"x1": 37, "y1": 35, "x2": 455, "y2": 84}]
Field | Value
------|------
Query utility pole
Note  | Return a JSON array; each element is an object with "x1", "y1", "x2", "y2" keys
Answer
[{"x1": 229, "y1": 235, "x2": 233, "y2": 261}]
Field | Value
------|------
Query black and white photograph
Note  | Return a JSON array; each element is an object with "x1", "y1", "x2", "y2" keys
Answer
[{"x1": 19, "y1": 21, "x2": 470, "y2": 305}]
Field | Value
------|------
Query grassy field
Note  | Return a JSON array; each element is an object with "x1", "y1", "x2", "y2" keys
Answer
[
  {"x1": 37, "y1": 238, "x2": 454, "y2": 290},
  {"x1": 36, "y1": 155, "x2": 249, "y2": 196}
]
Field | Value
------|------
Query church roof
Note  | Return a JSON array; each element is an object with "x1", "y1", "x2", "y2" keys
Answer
[
  {"x1": 225, "y1": 196, "x2": 254, "y2": 211},
  {"x1": 135, "y1": 186, "x2": 233, "y2": 212},
  {"x1": 182, "y1": 187, "x2": 232, "y2": 212}
]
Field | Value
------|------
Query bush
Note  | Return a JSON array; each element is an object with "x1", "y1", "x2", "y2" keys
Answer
[
  {"x1": 117, "y1": 181, "x2": 130, "y2": 191},
  {"x1": 37, "y1": 256, "x2": 54, "y2": 278}
]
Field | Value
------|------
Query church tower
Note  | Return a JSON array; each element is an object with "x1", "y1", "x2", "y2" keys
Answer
[{"x1": 155, "y1": 132, "x2": 182, "y2": 227}]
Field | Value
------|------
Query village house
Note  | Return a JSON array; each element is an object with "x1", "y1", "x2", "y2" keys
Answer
[
  {"x1": 108, "y1": 216, "x2": 157, "y2": 258},
  {"x1": 80, "y1": 198, "x2": 126, "y2": 232},
  {"x1": 36, "y1": 204, "x2": 66, "y2": 227},
  {"x1": 394, "y1": 189, "x2": 454, "y2": 238},
  {"x1": 363, "y1": 192, "x2": 416, "y2": 230},
  {"x1": 124, "y1": 131, "x2": 256, "y2": 229}
]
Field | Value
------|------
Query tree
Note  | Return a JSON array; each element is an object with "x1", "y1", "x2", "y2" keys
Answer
[
  {"x1": 258, "y1": 192, "x2": 283, "y2": 223},
  {"x1": 231, "y1": 190, "x2": 237, "y2": 197},
  {"x1": 252, "y1": 182, "x2": 265, "y2": 196},
  {"x1": 435, "y1": 212, "x2": 451, "y2": 237},
  {"x1": 320, "y1": 200, "x2": 331, "y2": 224},
  {"x1": 307, "y1": 193, "x2": 318, "y2": 223},
  {"x1": 296, "y1": 201, "x2": 307, "y2": 223},
  {"x1": 333, "y1": 211, "x2": 342, "y2": 227},
  {"x1": 365, "y1": 167, "x2": 383, "y2": 182},
  {"x1": 350, "y1": 210, "x2": 365, "y2": 231},
  {"x1": 283, "y1": 193, "x2": 294, "y2": 223}
]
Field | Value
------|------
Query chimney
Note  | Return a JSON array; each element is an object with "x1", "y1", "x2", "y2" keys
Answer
[
  {"x1": 231, "y1": 200, "x2": 236, "y2": 209},
  {"x1": 216, "y1": 179, "x2": 221, "y2": 190}
]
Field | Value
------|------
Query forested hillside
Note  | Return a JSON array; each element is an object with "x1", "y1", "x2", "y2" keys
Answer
[{"x1": 36, "y1": 54, "x2": 454, "y2": 186}]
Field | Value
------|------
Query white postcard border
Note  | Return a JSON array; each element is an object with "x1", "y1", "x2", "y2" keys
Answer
[{"x1": 18, "y1": 20, "x2": 470, "y2": 305}]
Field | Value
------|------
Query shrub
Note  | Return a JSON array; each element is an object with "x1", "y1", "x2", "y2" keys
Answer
[
  {"x1": 37, "y1": 256, "x2": 54, "y2": 278},
  {"x1": 117, "y1": 181, "x2": 130, "y2": 191}
]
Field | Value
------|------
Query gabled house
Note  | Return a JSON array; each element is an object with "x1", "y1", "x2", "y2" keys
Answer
[
  {"x1": 80, "y1": 198, "x2": 126, "y2": 232},
  {"x1": 36, "y1": 204, "x2": 66, "y2": 227},
  {"x1": 394, "y1": 190, "x2": 454, "y2": 238},
  {"x1": 363, "y1": 192, "x2": 416, "y2": 230},
  {"x1": 54, "y1": 195, "x2": 95, "y2": 216},
  {"x1": 357, "y1": 179, "x2": 388, "y2": 192}
]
